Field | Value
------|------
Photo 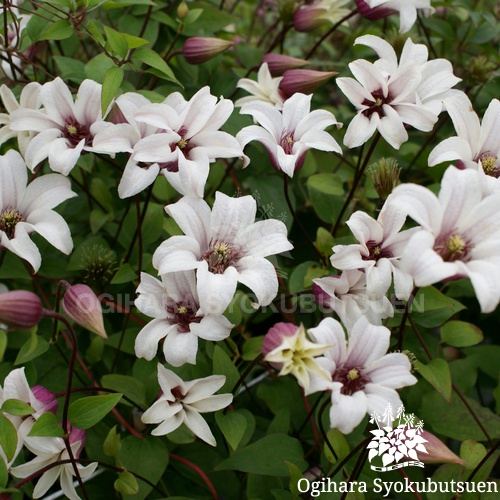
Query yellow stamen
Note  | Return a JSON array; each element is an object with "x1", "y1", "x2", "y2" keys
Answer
[{"x1": 347, "y1": 368, "x2": 359, "y2": 381}]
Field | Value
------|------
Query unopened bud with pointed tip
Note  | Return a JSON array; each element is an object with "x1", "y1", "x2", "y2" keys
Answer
[
  {"x1": 262, "y1": 54, "x2": 309, "y2": 76},
  {"x1": 177, "y1": 1, "x2": 189, "y2": 19},
  {"x1": 293, "y1": 6, "x2": 328, "y2": 32},
  {"x1": 0, "y1": 290, "x2": 43, "y2": 330},
  {"x1": 417, "y1": 430, "x2": 465, "y2": 465},
  {"x1": 280, "y1": 69, "x2": 336, "y2": 98},
  {"x1": 367, "y1": 158, "x2": 401, "y2": 200},
  {"x1": 354, "y1": 0, "x2": 397, "y2": 21},
  {"x1": 62, "y1": 283, "x2": 107, "y2": 339},
  {"x1": 182, "y1": 37, "x2": 233, "y2": 64}
]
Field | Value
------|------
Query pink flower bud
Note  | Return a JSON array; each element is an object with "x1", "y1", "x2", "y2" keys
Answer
[
  {"x1": 417, "y1": 430, "x2": 465, "y2": 465},
  {"x1": 262, "y1": 54, "x2": 309, "y2": 76},
  {"x1": 32, "y1": 385, "x2": 59, "y2": 415},
  {"x1": 0, "y1": 290, "x2": 42, "y2": 330},
  {"x1": 354, "y1": 0, "x2": 397, "y2": 21},
  {"x1": 182, "y1": 37, "x2": 233, "y2": 64},
  {"x1": 262, "y1": 322, "x2": 298, "y2": 357},
  {"x1": 62, "y1": 283, "x2": 107, "y2": 339},
  {"x1": 69, "y1": 427, "x2": 86, "y2": 458},
  {"x1": 293, "y1": 6, "x2": 328, "y2": 32},
  {"x1": 280, "y1": 69, "x2": 336, "y2": 98}
]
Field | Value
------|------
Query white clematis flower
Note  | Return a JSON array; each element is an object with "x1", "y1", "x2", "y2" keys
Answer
[
  {"x1": 361, "y1": 0, "x2": 434, "y2": 33},
  {"x1": 134, "y1": 271, "x2": 233, "y2": 366},
  {"x1": 141, "y1": 364, "x2": 233, "y2": 446},
  {"x1": 153, "y1": 192, "x2": 293, "y2": 315},
  {"x1": 92, "y1": 92, "x2": 159, "y2": 198},
  {"x1": 429, "y1": 91, "x2": 500, "y2": 179},
  {"x1": 337, "y1": 35, "x2": 459, "y2": 149},
  {"x1": 131, "y1": 86, "x2": 243, "y2": 198},
  {"x1": 307, "y1": 316, "x2": 417, "y2": 434},
  {"x1": 0, "y1": 82, "x2": 42, "y2": 155},
  {"x1": 0, "y1": 150, "x2": 76, "y2": 272},
  {"x1": 313, "y1": 270, "x2": 394, "y2": 330},
  {"x1": 9, "y1": 77, "x2": 107, "y2": 175},
  {"x1": 11, "y1": 426, "x2": 97, "y2": 500},
  {"x1": 329, "y1": 205, "x2": 417, "y2": 300},
  {"x1": 389, "y1": 165, "x2": 500, "y2": 313},
  {"x1": 237, "y1": 92, "x2": 342, "y2": 176},
  {"x1": 235, "y1": 63, "x2": 285, "y2": 109}
]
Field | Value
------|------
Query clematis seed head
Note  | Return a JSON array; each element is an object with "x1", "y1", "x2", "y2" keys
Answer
[{"x1": 367, "y1": 158, "x2": 401, "y2": 200}]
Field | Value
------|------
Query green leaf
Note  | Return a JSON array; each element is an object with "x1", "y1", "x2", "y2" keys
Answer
[
  {"x1": 184, "y1": 8, "x2": 203, "y2": 24},
  {"x1": 307, "y1": 173, "x2": 344, "y2": 195},
  {"x1": 460, "y1": 440, "x2": 486, "y2": 471},
  {"x1": 215, "y1": 410, "x2": 247, "y2": 450},
  {"x1": 0, "y1": 413, "x2": 17, "y2": 462},
  {"x1": 131, "y1": 48, "x2": 180, "y2": 85},
  {"x1": 28, "y1": 412, "x2": 64, "y2": 437},
  {"x1": 111, "y1": 263, "x2": 136, "y2": 284},
  {"x1": 103, "y1": 426, "x2": 121, "y2": 457},
  {"x1": 303, "y1": 265, "x2": 329, "y2": 288},
  {"x1": 441, "y1": 321, "x2": 483, "y2": 348},
  {"x1": 285, "y1": 461, "x2": 303, "y2": 496},
  {"x1": 213, "y1": 345, "x2": 239, "y2": 393},
  {"x1": 115, "y1": 471, "x2": 139, "y2": 496},
  {"x1": 315, "y1": 227, "x2": 334, "y2": 257},
  {"x1": 242, "y1": 336, "x2": 264, "y2": 361},
  {"x1": 90, "y1": 209, "x2": 111, "y2": 234},
  {"x1": 85, "y1": 53, "x2": 116, "y2": 83},
  {"x1": 0, "y1": 455, "x2": 7, "y2": 489},
  {"x1": 0, "y1": 330, "x2": 6, "y2": 362},
  {"x1": 215, "y1": 434, "x2": 307, "y2": 476},
  {"x1": 421, "y1": 392, "x2": 500, "y2": 441},
  {"x1": 118, "y1": 436, "x2": 169, "y2": 500},
  {"x1": 2, "y1": 399, "x2": 34, "y2": 416},
  {"x1": 87, "y1": 20, "x2": 105, "y2": 45},
  {"x1": 415, "y1": 358, "x2": 452, "y2": 402},
  {"x1": 412, "y1": 287, "x2": 465, "y2": 328},
  {"x1": 40, "y1": 20, "x2": 73, "y2": 40},
  {"x1": 122, "y1": 33, "x2": 149, "y2": 49},
  {"x1": 103, "y1": 25, "x2": 129, "y2": 59},
  {"x1": 14, "y1": 333, "x2": 49, "y2": 365},
  {"x1": 68, "y1": 393, "x2": 122, "y2": 429},
  {"x1": 101, "y1": 374, "x2": 146, "y2": 407},
  {"x1": 101, "y1": 66, "x2": 124, "y2": 116},
  {"x1": 324, "y1": 428, "x2": 350, "y2": 464},
  {"x1": 26, "y1": 15, "x2": 50, "y2": 43}
]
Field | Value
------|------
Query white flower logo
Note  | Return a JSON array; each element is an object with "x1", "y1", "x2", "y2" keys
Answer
[{"x1": 367, "y1": 404, "x2": 428, "y2": 471}]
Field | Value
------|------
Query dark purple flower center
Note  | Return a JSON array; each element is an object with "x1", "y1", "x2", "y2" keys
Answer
[
  {"x1": 171, "y1": 386, "x2": 185, "y2": 402},
  {"x1": 332, "y1": 365, "x2": 371, "y2": 395},
  {"x1": 64, "y1": 118, "x2": 92, "y2": 148},
  {"x1": 0, "y1": 208, "x2": 24, "y2": 238},
  {"x1": 280, "y1": 131, "x2": 295, "y2": 155},
  {"x1": 166, "y1": 300, "x2": 201, "y2": 333},
  {"x1": 160, "y1": 126, "x2": 194, "y2": 173},
  {"x1": 435, "y1": 232, "x2": 471, "y2": 262},
  {"x1": 362, "y1": 240, "x2": 393, "y2": 261},
  {"x1": 476, "y1": 151, "x2": 499, "y2": 178},
  {"x1": 361, "y1": 89, "x2": 389, "y2": 118},
  {"x1": 202, "y1": 239, "x2": 241, "y2": 274}
]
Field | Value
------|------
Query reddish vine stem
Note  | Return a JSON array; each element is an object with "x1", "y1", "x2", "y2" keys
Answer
[
  {"x1": 332, "y1": 133, "x2": 381, "y2": 237},
  {"x1": 169, "y1": 453, "x2": 218, "y2": 499},
  {"x1": 305, "y1": 9, "x2": 358, "y2": 60},
  {"x1": 408, "y1": 316, "x2": 494, "y2": 447},
  {"x1": 41, "y1": 309, "x2": 89, "y2": 500}
]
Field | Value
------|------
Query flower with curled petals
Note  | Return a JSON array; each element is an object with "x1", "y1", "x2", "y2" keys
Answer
[
  {"x1": 134, "y1": 271, "x2": 233, "y2": 366},
  {"x1": 429, "y1": 91, "x2": 500, "y2": 179},
  {"x1": 153, "y1": 192, "x2": 293, "y2": 315},
  {"x1": 131, "y1": 86, "x2": 243, "y2": 198},
  {"x1": 307, "y1": 316, "x2": 417, "y2": 434},
  {"x1": 235, "y1": 63, "x2": 285, "y2": 109},
  {"x1": 329, "y1": 204, "x2": 417, "y2": 300},
  {"x1": 0, "y1": 150, "x2": 76, "y2": 272},
  {"x1": 9, "y1": 77, "x2": 107, "y2": 175},
  {"x1": 141, "y1": 364, "x2": 232, "y2": 446},
  {"x1": 389, "y1": 165, "x2": 500, "y2": 313},
  {"x1": 237, "y1": 92, "x2": 342, "y2": 177}
]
